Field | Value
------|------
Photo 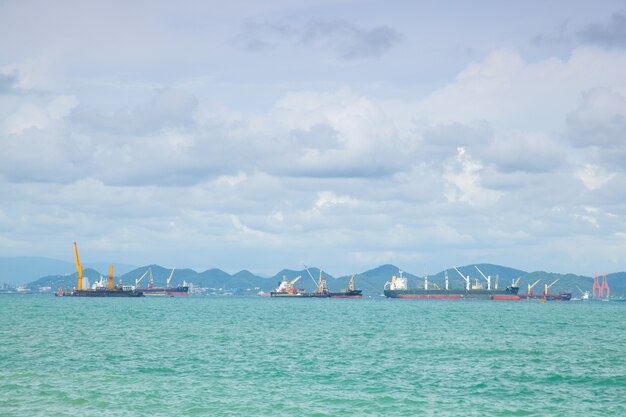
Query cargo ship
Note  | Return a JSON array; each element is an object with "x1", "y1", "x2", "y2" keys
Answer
[
  {"x1": 270, "y1": 275, "x2": 309, "y2": 297},
  {"x1": 383, "y1": 268, "x2": 520, "y2": 300},
  {"x1": 56, "y1": 243, "x2": 144, "y2": 298},
  {"x1": 135, "y1": 268, "x2": 189, "y2": 297},
  {"x1": 517, "y1": 278, "x2": 571, "y2": 301},
  {"x1": 328, "y1": 275, "x2": 362, "y2": 298},
  {"x1": 271, "y1": 268, "x2": 363, "y2": 298},
  {"x1": 56, "y1": 287, "x2": 144, "y2": 297},
  {"x1": 270, "y1": 269, "x2": 332, "y2": 298}
]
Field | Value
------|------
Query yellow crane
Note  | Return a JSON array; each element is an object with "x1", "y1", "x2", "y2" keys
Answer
[
  {"x1": 342, "y1": 274, "x2": 358, "y2": 292},
  {"x1": 108, "y1": 265, "x2": 114, "y2": 289},
  {"x1": 544, "y1": 279, "x2": 559, "y2": 295},
  {"x1": 290, "y1": 275, "x2": 301, "y2": 287},
  {"x1": 287, "y1": 275, "x2": 301, "y2": 294},
  {"x1": 527, "y1": 279, "x2": 541, "y2": 295},
  {"x1": 315, "y1": 270, "x2": 328, "y2": 294},
  {"x1": 74, "y1": 242, "x2": 83, "y2": 290}
]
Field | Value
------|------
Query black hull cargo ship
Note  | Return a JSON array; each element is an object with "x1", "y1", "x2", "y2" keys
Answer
[
  {"x1": 384, "y1": 269, "x2": 520, "y2": 300},
  {"x1": 270, "y1": 270, "x2": 363, "y2": 298},
  {"x1": 57, "y1": 288, "x2": 143, "y2": 297},
  {"x1": 56, "y1": 242, "x2": 144, "y2": 298},
  {"x1": 135, "y1": 268, "x2": 189, "y2": 296}
]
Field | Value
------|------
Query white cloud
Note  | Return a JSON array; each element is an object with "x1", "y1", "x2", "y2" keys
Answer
[
  {"x1": 3, "y1": 95, "x2": 77, "y2": 134},
  {"x1": 315, "y1": 191, "x2": 358, "y2": 208},
  {"x1": 443, "y1": 147, "x2": 503, "y2": 205},
  {"x1": 2, "y1": 2, "x2": 626, "y2": 275},
  {"x1": 416, "y1": 47, "x2": 626, "y2": 131},
  {"x1": 575, "y1": 164, "x2": 615, "y2": 190},
  {"x1": 215, "y1": 172, "x2": 248, "y2": 187}
]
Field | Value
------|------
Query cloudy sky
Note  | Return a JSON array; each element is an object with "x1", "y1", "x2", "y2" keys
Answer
[{"x1": 1, "y1": 0, "x2": 626, "y2": 276}]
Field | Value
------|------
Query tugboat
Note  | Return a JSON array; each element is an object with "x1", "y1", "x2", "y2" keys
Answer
[
  {"x1": 56, "y1": 242, "x2": 143, "y2": 297},
  {"x1": 329, "y1": 275, "x2": 363, "y2": 298}
]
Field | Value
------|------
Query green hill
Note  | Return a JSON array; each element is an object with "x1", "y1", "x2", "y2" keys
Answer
[{"x1": 27, "y1": 268, "x2": 106, "y2": 290}]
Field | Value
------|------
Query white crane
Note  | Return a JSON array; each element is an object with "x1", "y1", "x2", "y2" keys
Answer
[
  {"x1": 135, "y1": 268, "x2": 150, "y2": 288},
  {"x1": 474, "y1": 265, "x2": 491, "y2": 291},
  {"x1": 303, "y1": 264, "x2": 319, "y2": 287},
  {"x1": 453, "y1": 267, "x2": 470, "y2": 290},
  {"x1": 166, "y1": 268, "x2": 175, "y2": 288}
]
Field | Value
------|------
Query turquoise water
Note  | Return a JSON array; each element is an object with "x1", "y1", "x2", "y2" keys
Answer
[{"x1": 1, "y1": 296, "x2": 625, "y2": 416}]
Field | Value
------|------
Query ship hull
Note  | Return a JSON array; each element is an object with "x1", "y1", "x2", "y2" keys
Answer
[
  {"x1": 59, "y1": 289, "x2": 144, "y2": 297},
  {"x1": 518, "y1": 293, "x2": 572, "y2": 301},
  {"x1": 270, "y1": 292, "x2": 330, "y2": 298},
  {"x1": 270, "y1": 292, "x2": 304, "y2": 297},
  {"x1": 384, "y1": 287, "x2": 519, "y2": 300},
  {"x1": 136, "y1": 286, "x2": 189, "y2": 297},
  {"x1": 328, "y1": 290, "x2": 363, "y2": 298}
]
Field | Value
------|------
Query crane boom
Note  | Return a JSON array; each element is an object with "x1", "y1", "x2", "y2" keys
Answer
[
  {"x1": 135, "y1": 269, "x2": 150, "y2": 287},
  {"x1": 474, "y1": 265, "x2": 491, "y2": 290},
  {"x1": 166, "y1": 268, "x2": 175, "y2": 287},
  {"x1": 74, "y1": 242, "x2": 83, "y2": 290},
  {"x1": 303, "y1": 264, "x2": 319, "y2": 287},
  {"x1": 474, "y1": 266, "x2": 488, "y2": 280},
  {"x1": 453, "y1": 267, "x2": 470, "y2": 290},
  {"x1": 527, "y1": 279, "x2": 541, "y2": 294},
  {"x1": 349, "y1": 275, "x2": 355, "y2": 291},
  {"x1": 544, "y1": 278, "x2": 559, "y2": 294},
  {"x1": 290, "y1": 275, "x2": 302, "y2": 286}
]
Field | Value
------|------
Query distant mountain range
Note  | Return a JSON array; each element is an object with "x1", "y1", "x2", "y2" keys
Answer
[
  {"x1": 17, "y1": 261, "x2": 626, "y2": 297},
  {"x1": 0, "y1": 257, "x2": 138, "y2": 286}
]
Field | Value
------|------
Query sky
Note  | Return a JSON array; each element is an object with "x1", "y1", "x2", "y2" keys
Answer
[{"x1": 1, "y1": 0, "x2": 626, "y2": 276}]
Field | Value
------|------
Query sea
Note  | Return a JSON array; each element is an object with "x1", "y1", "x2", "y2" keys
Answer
[{"x1": 1, "y1": 296, "x2": 625, "y2": 416}]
